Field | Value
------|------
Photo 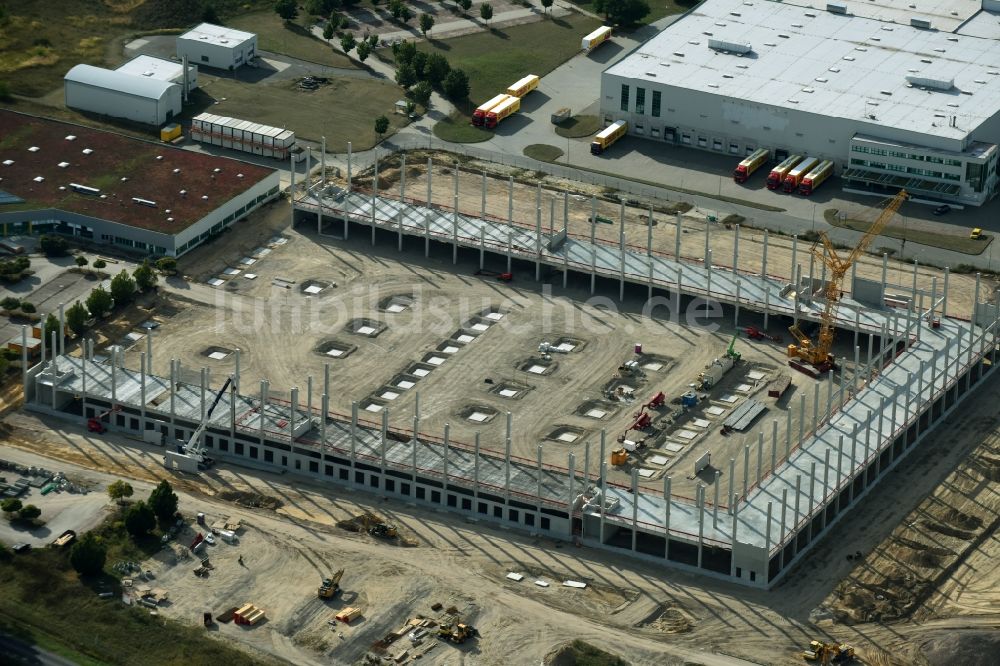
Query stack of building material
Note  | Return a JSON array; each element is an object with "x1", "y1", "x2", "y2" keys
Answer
[
  {"x1": 335, "y1": 606, "x2": 362, "y2": 624},
  {"x1": 234, "y1": 603, "x2": 266, "y2": 625}
]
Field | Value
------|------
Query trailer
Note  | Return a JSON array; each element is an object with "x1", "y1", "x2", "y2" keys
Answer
[
  {"x1": 590, "y1": 120, "x2": 627, "y2": 155},
  {"x1": 733, "y1": 148, "x2": 769, "y2": 183},
  {"x1": 506, "y1": 74, "x2": 539, "y2": 99},
  {"x1": 798, "y1": 160, "x2": 834, "y2": 195},
  {"x1": 472, "y1": 93, "x2": 512, "y2": 127},
  {"x1": 766, "y1": 154, "x2": 803, "y2": 190},
  {"x1": 582, "y1": 26, "x2": 612, "y2": 52},
  {"x1": 484, "y1": 95, "x2": 520, "y2": 129},
  {"x1": 190, "y1": 113, "x2": 304, "y2": 161},
  {"x1": 782, "y1": 157, "x2": 819, "y2": 193}
]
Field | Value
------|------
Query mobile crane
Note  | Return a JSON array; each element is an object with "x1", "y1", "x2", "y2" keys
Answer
[
  {"x1": 788, "y1": 190, "x2": 907, "y2": 374},
  {"x1": 163, "y1": 376, "x2": 233, "y2": 472}
]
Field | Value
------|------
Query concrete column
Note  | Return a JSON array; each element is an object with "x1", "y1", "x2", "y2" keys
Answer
[
  {"x1": 764, "y1": 286, "x2": 770, "y2": 330},
  {"x1": 49, "y1": 331, "x2": 58, "y2": 409},
  {"x1": 785, "y1": 407, "x2": 792, "y2": 458},
  {"x1": 793, "y1": 475, "x2": 802, "y2": 534},
  {"x1": 381, "y1": 409, "x2": 389, "y2": 470},
  {"x1": 761, "y1": 229, "x2": 769, "y2": 277},
  {"x1": 19, "y1": 326, "x2": 28, "y2": 397},
  {"x1": 942, "y1": 266, "x2": 950, "y2": 318},
  {"x1": 290, "y1": 387, "x2": 299, "y2": 443},
  {"x1": 538, "y1": 444, "x2": 545, "y2": 508},
  {"x1": 790, "y1": 234, "x2": 798, "y2": 281},
  {"x1": 599, "y1": 430, "x2": 607, "y2": 485},
  {"x1": 631, "y1": 468, "x2": 639, "y2": 552},
  {"x1": 808, "y1": 461, "x2": 817, "y2": 517},
  {"x1": 140, "y1": 352, "x2": 147, "y2": 424},
  {"x1": 742, "y1": 443, "x2": 750, "y2": 500},
  {"x1": 39, "y1": 314, "x2": 46, "y2": 368},
  {"x1": 507, "y1": 177, "x2": 514, "y2": 272},
  {"x1": 481, "y1": 169, "x2": 487, "y2": 219},
  {"x1": 798, "y1": 393, "x2": 806, "y2": 448},
  {"x1": 822, "y1": 449, "x2": 831, "y2": 509},
  {"x1": 735, "y1": 281, "x2": 741, "y2": 328},
  {"x1": 474, "y1": 432, "x2": 481, "y2": 497},
  {"x1": 411, "y1": 417, "x2": 418, "y2": 473},
  {"x1": 826, "y1": 368, "x2": 834, "y2": 421},
  {"x1": 674, "y1": 212, "x2": 682, "y2": 260},
  {"x1": 780, "y1": 488, "x2": 788, "y2": 542},
  {"x1": 289, "y1": 154, "x2": 297, "y2": 225},
  {"x1": 306, "y1": 375, "x2": 313, "y2": 419},
  {"x1": 619, "y1": 201, "x2": 626, "y2": 302},
  {"x1": 765, "y1": 501, "x2": 773, "y2": 554},
  {"x1": 730, "y1": 494, "x2": 739, "y2": 577},
  {"x1": 756, "y1": 432, "x2": 763, "y2": 485},
  {"x1": 371, "y1": 155, "x2": 379, "y2": 246},
  {"x1": 732, "y1": 224, "x2": 740, "y2": 271},
  {"x1": 728, "y1": 457, "x2": 736, "y2": 515},
  {"x1": 320, "y1": 393, "x2": 328, "y2": 446},
  {"x1": 350, "y1": 401, "x2": 358, "y2": 464},
  {"x1": 199, "y1": 367, "x2": 206, "y2": 421},
  {"x1": 397, "y1": 209, "x2": 404, "y2": 252},
  {"x1": 599, "y1": 462, "x2": 608, "y2": 544},
  {"x1": 771, "y1": 420, "x2": 778, "y2": 472},
  {"x1": 535, "y1": 205, "x2": 542, "y2": 281},
  {"x1": 584, "y1": 440, "x2": 591, "y2": 485},
  {"x1": 696, "y1": 485, "x2": 705, "y2": 567},
  {"x1": 452, "y1": 195, "x2": 459, "y2": 265},
  {"x1": 169, "y1": 360, "x2": 177, "y2": 424},
  {"x1": 479, "y1": 226, "x2": 485, "y2": 270},
  {"x1": 346, "y1": 141, "x2": 352, "y2": 192},
  {"x1": 567, "y1": 452, "x2": 575, "y2": 535},
  {"x1": 442, "y1": 423, "x2": 449, "y2": 482},
  {"x1": 713, "y1": 469, "x2": 721, "y2": 527},
  {"x1": 813, "y1": 382, "x2": 820, "y2": 432},
  {"x1": 590, "y1": 196, "x2": 597, "y2": 294},
  {"x1": 662, "y1": 476, "x2": 672, "y2": 557}
]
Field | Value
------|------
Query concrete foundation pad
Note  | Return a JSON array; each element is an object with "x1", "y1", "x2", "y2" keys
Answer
[
  {"x1": 706, "y1": 406, "x2": 726, "y2": 416},
  {"x1": 691, "y1": 418, "x2": 711, "y2": 428},
  {"x1": 664, "y1": 443, "x2": 685, "y2": 453},
  {"x1": 427, "y1": 356, "x2": 446, "y2": 366},
  {"x1": 676, "y1": 430, "x2": 697, "y2": 440},
  {"x1": 649, "y1": 455, "x2": 669, "y2": 466},
  {"x1": 747, "y1": 370, "x2": 766, "y2": 380},
  {"x1": 638, "y1": 468, "x2": 655, "y2": 478},
  {"x1": 412, "y1": 368, "x2": 431, "y2": 377},
  {"x1": 527, "y1": 365, "x2": 547, "y2": 374}
]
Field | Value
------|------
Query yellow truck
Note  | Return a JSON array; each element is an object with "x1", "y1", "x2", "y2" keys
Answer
[
  {"x1": 590, "y1": 120, "x2": 627, "y2": 155},
  {"x1": 506, "y1": 74, "x2": 539, "y2": 98},
  {"x1": 582, "y1": 26, "x2": 612, "y2": 53}
]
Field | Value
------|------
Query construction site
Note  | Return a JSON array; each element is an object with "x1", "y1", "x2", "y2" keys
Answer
[{"x1": 4, "y1": 150, "x2": 999, "y2": 665}]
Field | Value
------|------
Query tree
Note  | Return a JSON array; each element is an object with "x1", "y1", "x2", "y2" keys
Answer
[
  {"x1": 368, "y1": 34, "x2": 378, "y2": 48},
  {"x1": 1, "y1": 498, "x2": 22, "y2": 515},
  {"x1": 124, "y1": 501, "x2": 156, "y2": 538},
  {"x1": 323, "y1": 20, "x2": 335, "y2": 40},
  {"x1": 70, "y1": 533, "x2": 106, "y2": 577},
  {"x1": 86, "y1": 286, "x2": 113, "y2": 318},
  {"x1": 0, "y1": 81, "x2": 10, "y2": 103},
  {"x1": 18, "y1": 504, "x2": 41, "y2": 521},
  {"x1": 66, "y1": 302, "x2": 89, "y2": 335},
  {"x1": 419, "y1": 12, "x2": 434, "y2": 36},
  {"x1": 43, "y1": 313, "x2": 61, "y2": 341},
  {"x1": 133, "y1": 261, "x2": 157, "y2": 292},
  {"x1": 340, "y1": 32, "x2": 356, "y2": 53},
  {"x1": 202, "y1": 2, "x2": 221, "y2": 23},
  {"x1": 274, "y1": 0, "x2": 298, "y2": 21},
  {"x1": 110, "y1": 269, "x2": 136, "y2": 306},
  {"x1": 356, "y1": 40, "x2": 371, "y2": 62},
  {"x1": 75, "y1": 256, "x2": 88, "y2": 268},
  {"x1": 19, "y1": 301, "x2": 35, "y2": 313},
  {"x1": 374, "y1": 115, "x2": 390, "y2": 141},
  {"x1": 541, "y1": 0, "x2": 552, "y2": 13},
  {"x1": 411, "y1": 80, "x2": 433, "y2": 107},
  {"x1": 425, "y1": 53, "x2": 450, "y2": 87},
  {"x1": 400, "y1": 6, "x2": 412, "y2": 22},
  {"x1": 480, "y1": 2, "x2": 493, "y2": 24},
  {"x1": 593, "y1": 0, "x2": 649, "y2": 25},
  {"x1": 459, "y1": 0, "x2": 471, "y2": 12},
  {"x1": 148, "y1": 480, "x2": 179, "y2": 523},
  {"x1": 442, "y1": 68, "x2": 470, "y2": 101},
  {"x1": 107, "y1": 480, "x2": 134, "y2": 504},
  {"x1": 411, "y1": 50, "x2": 427, "y2": 79},
  {"x1": 395, "y1": 63, "x2": 417, "y2": 88},
  {"x1": 389, "y1": 0, "x2": 403, "y2": 19},
  {"x1": 0, "y1": 297, "x2": 19, "y2": 312},
  {"x1": 92, "y1": 259, "x2": 106, "y2": 270},
  {"x1": 39, "y1": 234, "x2": 68, "y2": 257},
  {"x1": 155, "y1": 257, "x2": 177, "y2": 274},
  {"x1": 392, "y1": 40, "x2": 417, "y2": 68}
]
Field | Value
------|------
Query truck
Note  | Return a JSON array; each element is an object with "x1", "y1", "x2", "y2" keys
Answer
[
  {"x1": 190, "y1": 113, "x2": 305, "y2": 162},
  {"x1": 472, "y1": 93, "x2": 512, "y2": 127},
  {"x1": 733, "y1": 148, "x2": 770, "y2": 183},
  {"x1": 582, "y1": 26, "x2": 612, "y2": 53},
  {"x1": 782, "y1": 157, "x2": 820, "y2": 193},
  {"x1": 798, "y1": 160, "x2": 834, "y2": 195},
  {"x1": 484, "y1": 95, "x2": 521, "y2": 129},
  {"x1": 766, "y1": 154, "x2": 804, "y2": 190},
  {"x1": 590, "y1": 120, "x2": 627, "y2": 155},
  {"x1": 506, "y1": 74, "x2": 539, "y2": 99}
]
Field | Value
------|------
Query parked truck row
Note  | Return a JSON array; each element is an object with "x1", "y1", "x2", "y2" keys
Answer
[
  {"x1": 470, "y1": 74, "x2": 539, "y2": 129},
  {"x1": 732, "y1": 151, "x2": 834, "y2": 195}
]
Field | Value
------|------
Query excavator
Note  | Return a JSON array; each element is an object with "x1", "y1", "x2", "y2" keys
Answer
[
  {"x1": 437, "y1": 615, "x2": 477, "y2": 644},
  {"x1": 788, "y1": 190, "x2": 908, "y2": 375},
  {"x1": 802, "y1": 640, "x2": 855, "y2": 664},
  {"x1": 318, "y1": 569, "x2": 344, "y2": 599}
]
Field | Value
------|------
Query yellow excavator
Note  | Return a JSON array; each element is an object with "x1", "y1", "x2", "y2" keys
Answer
[
  {"x1": 318, "y1": 569, "x2": 344, "y2": 599},
  {"x1": 803, "y1": 640, "x2": 855, "y2": 664},
  {"x1": 437, "y1": 615, "x2": 477, "y2": 643},
  {"x1": 788, "y1": 190, "x2": 908, "y2": 374}
]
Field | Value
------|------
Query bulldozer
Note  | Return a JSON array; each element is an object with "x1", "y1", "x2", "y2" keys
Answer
[
  {"x1": 358, "y1": 513, "x2": 398, "y2": 539},
  {"x1": 318, "y1": 569, "x2": 344, "y2": 599},
  {"x1": 802, "y1": 640, "x2": 855, "y2": 664},
  {"x1": 437, "y1": 616, "x2": 477, "y2": 644}
]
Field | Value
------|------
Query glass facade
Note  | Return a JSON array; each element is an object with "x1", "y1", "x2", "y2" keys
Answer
[
  {"x1": 620, "y1": 85, "x2": 629, "y2": 112},
  {"x1": 651, "y1": 90, "x2": 661, "y2": 118}
]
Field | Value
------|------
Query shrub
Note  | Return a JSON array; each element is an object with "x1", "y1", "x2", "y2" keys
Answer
[
  {"x1": 69, "y1": 533, "x2": 107, "y2": 576},
  {"x1": 39, "y1": 233, "x2": 69, "y2": 256}
]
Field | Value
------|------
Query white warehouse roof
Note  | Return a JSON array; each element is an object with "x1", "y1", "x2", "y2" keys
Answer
[
  {"x1": 179, "y1": 22, "x2": 256, "y2": 47},
  {"x1": 115, "y1": 55, "x2": 186, "y2": 83},
  {"x1": 604, "y1": 0, "x2": 1000, "y2": 140},
  {"x1": 783, "y1": 0, "x2": 981, "y2": 33},
  {"x1": 64, "y1": 64, "x2": 177, "y2": 100}
]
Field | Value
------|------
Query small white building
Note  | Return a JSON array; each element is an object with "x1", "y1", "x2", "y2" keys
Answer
[
  {"x1": 176, "y1": 23, "x2": 257, "y2": 71},
  {"x1": 64, "y1": 64, "x2": 182, "y2": 126},
  {"x1": 115, "y1": 54, "x2": 199, "y2": 93}
]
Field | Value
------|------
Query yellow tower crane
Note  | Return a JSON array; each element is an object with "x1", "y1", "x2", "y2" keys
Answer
[{"x1": 787, "y1": 190, "x2": 908, "y2": 373}]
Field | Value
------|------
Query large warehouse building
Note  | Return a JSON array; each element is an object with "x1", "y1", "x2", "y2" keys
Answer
[
  {"x1": 601, "y1": 0, "x2": 1000, "y2": 206},
  {"x1": 0, "y1": 110, "x2": 279, "y2": 257},
  {"x1": 176, "y1": 23, "x2": 257, "y2": 71},
  {"x1": 64, "y1": 63, "x2": 183, "y2": 126}
]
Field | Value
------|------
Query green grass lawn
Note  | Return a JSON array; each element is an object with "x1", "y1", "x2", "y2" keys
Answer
[
  {"x1": 227, "y1": 11, "x2": 357, "y2": 69},
  {"x1": 568, "y1": 0, "x2": 694, "y2": 26},
  {"x1": 824, "y1": 209, "x2": 991, "y2": 256},
  {"x1": 189, "y1": 75, "x2": 408, "y2": 152},
  {"x1": 0, "y1": 511, "x2": 278, "y2": 666},
  {"x1": 433, "y1": 113, "x2": 494, "y2": 143},
  {"x1": 391, "y1": 13, "x2": 601, "y2": 111},
  {"x1": 524, "y1": 144, "x2": 564, "y2": 161}
]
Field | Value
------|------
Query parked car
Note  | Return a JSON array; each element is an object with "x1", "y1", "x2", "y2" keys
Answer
[
  {"x1": 932, "y1": 204, "x2": 951, "y2": 216},
  {"x1": 970, "y1": 227, "x2": 984, "y2": 240},
  {"x1": 12, "y1": 543, "x2": 30, "y2": 554},
  {"x1": 204, "y1": 534, "x2": 215, "y2": 545}
]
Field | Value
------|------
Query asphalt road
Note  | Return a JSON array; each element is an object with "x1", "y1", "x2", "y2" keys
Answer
[{"x1": 0, "y1": 631, "x2": 79, "y2": 666}]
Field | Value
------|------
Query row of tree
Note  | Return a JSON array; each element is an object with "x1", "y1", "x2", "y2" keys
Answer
[
  {"x1": 393, "y1": 41, "x2": 469, "y2": 102},
  {"x1": 1, "y1": 498, "x2": 42, "y2": 523}
]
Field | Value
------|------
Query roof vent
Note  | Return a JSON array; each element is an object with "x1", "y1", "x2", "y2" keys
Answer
[
  {"x1": 974, "y1": 79, "x2": 986, "y2": 84},
  {"x1": 166, "y1": 217, "x2": 174, "y2": 222},
  {"x1": 763, "y1": 42, "x2": 776, "y2": 47},
  {"x1": 805, "y1": 12, "x2": 816, "y2": 17},
  {"x1": 881, "y1": 26, "x2": 894, "y2": 32},
  {"x1": 28, "y1": 146, "x2": 39, "y2": 152},
  {"x1": 947, "y1": 103, "x2": 959, "y2": 108},
  {"x1": 82, "y1": 148, "x2": 93, "y2": 155},
  {"x1": 121, "y1": 177, "x2": 128, "y2": 182},
  {"x1": 703, "y1": 31, "x2": 713, "y2": 36},
  {"x1": 156, "y1": 155, "x2": 163, "y2": 160},
  {"x1": 708, "y1": 39, "x2": 752, "y2": 54},
  {"x1": 906, "y1": 75, "x2": 953, "y2": 91},
  {"x1": 237, "y1": 173, "x2": 244, "y2": 178},
  {"x1": 688, "y1": 40, "x2": 699, "y2": 45},
  {"x1": 173, "y1": 168, "x2": 181, "y2": 174},
  {"x1": 880, "y1": 90, "x2": 892, "y2": 96},
  {"x1": 132, "y1": 197, "x2": 157, "y2": 207},
  {"x1": 707, "y1": 83, "x2": 719, "y2": 88},
  {"x1": 142, "y1": 71, "x2": 154, "y2": 77},
  {"x1": 213, "y1": 168, "x2": 221, "y2": 173},
  {"x1": 871, "y1": 37, "x2": 881, "y2": 42},
  {"x1": 58, "y1": 162, "x2": 69, "y2": 168},
  {"x1": 673, "y1": 51, "x2": 685, "y2": 57},
  {"x1": 910, "y1": 18, "x2": 931, "y2": 29},
  {"x1": 815, "y1": 77, "x2": 828, "y2": 82},
  {"x1": 645, "y1": 71, "x2": 657, "y2": 77},
  {"x1": 855, "y1": 47, "x2": 867, "y2": 51},
  {"x1": 791, "y1": 23, "x2": 802, "y2": 28},
  {"x1": 64, "y1": 135, "x2": 76, "y2": 141},
  {"x1": 33, "y1": 176, "x2": 44, "y2": 182},
  {"x1": 180, "y1": 189, "x2": 187, "y2": 195},
  {"x1": 829, "y1": 67, "x2": 841, "y2": 72},
  {"x1": 201, "y1": 195, "x2": 209, "y2": 200},
  {"x1": 70, "y1": 183, "x2": 100, "y2": 196},
  {"x1": 788, "y1": 99, "x2": 800, "y2": 104},
  {"x1": 947, "y1": 37, "x2": 958, "y2": 42},
  {"x1": 730, "y1": 11, "x2": 741, "y2": 16},
  {"x1": 802, "y1": 88, "x2": 815, "y2": 93},
  {"x1": 843, "y1": 55, "x2": 855, "y2": 61},
  {"x1": 723, "y1": 74, "x2": 734, "y2": 78},
  {"x1": 826, "y1": 2, "x2": 847, "y2": 14},
  {"x1": 920, "y1": 58, "x2": 933, "y2": 64},
  {"x1": 778, "y1": 33, "x2": 790, "y2": 38},
  {"x1": 2, "y1": 160, "x2": 13, "y2": 166}
]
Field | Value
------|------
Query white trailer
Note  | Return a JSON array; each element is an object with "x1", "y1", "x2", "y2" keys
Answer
[{"x1": 190, "y1": 113, "x2": 304, "y2": 161}]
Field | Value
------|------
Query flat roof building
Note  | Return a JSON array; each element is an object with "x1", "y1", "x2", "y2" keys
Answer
[
  {"x1": 115, "y1": 54, "x2": 198, "y2": 93},
  {"x1": 0, "y1": 109, "x2": 279, "y2": 257},
  {"x1": 601, "y1": 0, "x2": 1000, "y2": 205},
  {"x1": 177, "y1": 23, "x2": 257, "y2": 71}
]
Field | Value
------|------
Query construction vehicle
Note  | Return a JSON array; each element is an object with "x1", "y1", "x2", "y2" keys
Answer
[
  {"x1": 787, "y1": 190, "x2": 908, "y2": 374},
  {"x1": 163, "y1": 376, "x2": 234, "y2": 472},
  {"x1": 591, "y1": 120, "x2": 627, "y2": 155},
  {"x1": 725, "y1": 334, "x2": 741, "y2": 361},
  {"x1": 472, "y1": 93, "x2": 512, "y2": 127},
  {"x1": 744, "y1": 326, "x2": 781, "y2": 343},
  {"x1": 438, "y1": 616, "x2": 476, "y2": 644},
  {"x1": 802, "y1": 640, "x2": 855, "y2": 664},
  {"x1": 581, "y1": 25, "x2": 612, "y2": 52},
  {"x1": 506, "y1": 74, "x2": 539, "y2": 98},
  {"x1": 474, "y1": 268, "x2": 513, "y2": 282},
  {"x1": 733, "y1": 148, "x2": 770, "y2": 183},
  {"x1": 484, "y1": 95, "x2": 521, "y2": 129},
  {"x1": 87, "y1": 405, "x2": 120, "y2": 433},
  {"x1": 766, "y1": 154, "x2": 804, "y2": 190},
  {"x1": 798, "y1": 160, "x2": 834, "y2": 195},
  {"x1": 318, "y1": 569, "x2": 344, "y2": 599},
  {"x1": 782, "y1": 157, "x2": 820, "y2": 193},
  {"x1": 357, "y1": 513, "x2": 398, "y2": 539}
]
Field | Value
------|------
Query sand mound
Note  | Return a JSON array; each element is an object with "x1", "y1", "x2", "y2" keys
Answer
[{"x1": 918, "y1": 630, "x2": 1000, "y2": 666}]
